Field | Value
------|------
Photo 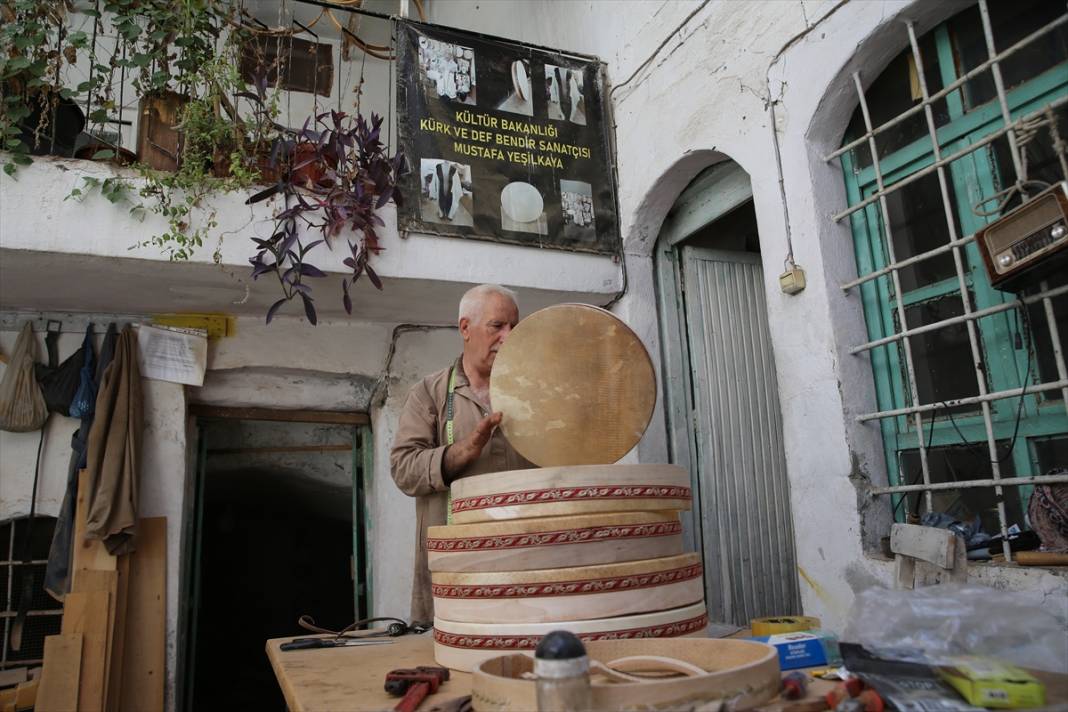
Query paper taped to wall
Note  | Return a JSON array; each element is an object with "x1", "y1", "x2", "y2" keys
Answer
[{"x1": 136, "y1": 324, "x2": 207, "y2": 386}]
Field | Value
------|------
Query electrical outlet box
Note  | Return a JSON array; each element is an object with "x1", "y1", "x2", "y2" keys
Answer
[{"x1": 779, "y1": 266, "x2": 806, "y2": 295}]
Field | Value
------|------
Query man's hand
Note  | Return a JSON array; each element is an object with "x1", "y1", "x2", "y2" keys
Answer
[{"x1": 443, "y1": 412, "x2": 502, "y2": 480}]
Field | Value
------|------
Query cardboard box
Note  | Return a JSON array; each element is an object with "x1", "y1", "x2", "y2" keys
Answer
[
  {"x1": 938, "y1": 657, "x2": 1045, "y2": 709},
  {"x1": 750, "y1": 630, "x2": 842, "y2": 671}
]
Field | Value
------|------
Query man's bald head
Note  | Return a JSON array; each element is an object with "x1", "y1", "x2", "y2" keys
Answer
[
  {"x1": 458, "y1": 284, "x2": 518, "y2": 326},
  {"x1": 458, "y1": 284, "x2": 519, "y2": 381}
]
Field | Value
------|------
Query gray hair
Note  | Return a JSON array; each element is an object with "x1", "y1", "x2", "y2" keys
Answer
[{"x1": 458, "y1": 284, "x2": 518, "y2": 324}]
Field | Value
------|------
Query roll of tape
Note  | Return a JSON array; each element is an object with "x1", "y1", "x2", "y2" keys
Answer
[{"x1": 750, "y1": 616, "x2": 821, "y2": 636}]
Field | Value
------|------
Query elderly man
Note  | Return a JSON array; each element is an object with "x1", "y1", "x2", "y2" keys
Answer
[{"x1": 391, "y1": 284, "x2": 534, "y2": 624}]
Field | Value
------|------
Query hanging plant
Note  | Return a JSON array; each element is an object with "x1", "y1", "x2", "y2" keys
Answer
[{"x1": 246, "y1": 110, "x2": 406, "y2": 325}]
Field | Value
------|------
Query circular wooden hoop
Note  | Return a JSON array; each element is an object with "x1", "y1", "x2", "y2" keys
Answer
[
  {"x1": 489, "y1": 304, "x2": 656, "y2": 467},
  {"x1": 432, "y1": 553, "x2": 703, "y2": 623},
  {"x1": 427, "y1": 512, "x2": 683, "y2": 573},
  {"x1": 434, "y1": 602, "x2": 709, "y2": 672},
  {"x1": 471, "y1": 638, "x2": 780, "y2": 711},
  {"x1": 450, "y1": 464, "x2": 691, "y2": 524}
]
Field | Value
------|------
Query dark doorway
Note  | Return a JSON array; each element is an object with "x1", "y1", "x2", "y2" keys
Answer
[{"x1": 183, "y1": 413, "x2": 368, "y2": 712}]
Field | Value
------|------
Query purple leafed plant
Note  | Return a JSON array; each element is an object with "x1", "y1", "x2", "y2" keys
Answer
[{"x1": 246, "y1": 109, "x2": 407, "y2": 325}]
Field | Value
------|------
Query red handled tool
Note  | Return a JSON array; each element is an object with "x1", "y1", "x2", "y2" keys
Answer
[{"x1": 385, "y1": 666, "x2": 450, "y2": 712}]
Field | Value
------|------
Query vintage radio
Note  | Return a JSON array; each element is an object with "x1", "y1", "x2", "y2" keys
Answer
[{"x1": 976, "y1": 181, "x2": 1068, "y2": 292}]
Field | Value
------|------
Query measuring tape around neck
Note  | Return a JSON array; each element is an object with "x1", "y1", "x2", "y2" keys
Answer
[{"x1": 445, "y1": 366, "x2": 457, "y2": 524}]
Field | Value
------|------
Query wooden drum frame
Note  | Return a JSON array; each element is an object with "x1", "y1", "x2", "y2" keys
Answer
[
  {"x1": 433, "y1": 602, "x2": 710, "y2": 673},
  {"x1": 449, "y1": 464, "x2": 691, "y2": 524},
  {"x1": 427, "y1": 512, "x2": 684, "y2": 573},
  {"x1": 471, "y1": 638, "x2": 780, "y2": 711},
  {"x1": 432, "y1": 553, "x2": 703, "y2": 624}
]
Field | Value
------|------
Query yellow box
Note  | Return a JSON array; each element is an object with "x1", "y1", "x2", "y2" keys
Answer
[{"x1": 938, "y1": 656, "x2": 1044, "y2": 709}]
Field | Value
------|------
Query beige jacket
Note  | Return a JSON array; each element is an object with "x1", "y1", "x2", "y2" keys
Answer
[{"x1": 390, "y1": 357, "x2": 533, "y2": 623}]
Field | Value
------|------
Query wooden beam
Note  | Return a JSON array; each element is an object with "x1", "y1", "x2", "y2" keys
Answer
[
  {"x1": 207, "y1": 444, "x2": 354, "y2": 455},
  {"x1": 890, "y1": 523, "x2": 955, "y2": 568},
  {"x1": 188, "y1": 405, "x2": 369, "y2": 425}
]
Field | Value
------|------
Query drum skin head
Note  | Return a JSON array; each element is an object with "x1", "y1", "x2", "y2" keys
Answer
[{"x1": 489, "y1": 304, "x2": 656, "y2": 467}]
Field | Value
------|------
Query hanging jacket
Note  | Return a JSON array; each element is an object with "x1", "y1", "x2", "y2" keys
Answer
[{"x1": 84, "y1": 325, "x2": 143, "y2": 555}]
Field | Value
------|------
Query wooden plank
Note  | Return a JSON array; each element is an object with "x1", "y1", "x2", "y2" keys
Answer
[
  {"x1": 1015, "y1": 551, "x2": 1068, "y2": 566},
  {"x1": 71, "y1": 570, "x2": 119, "y2": 707},
  {"x1": 119, "y1": 517, "x2": 167, "y2": 712},
  {"x1": 36, "y1": 633, "x2": 82, "y2": 712},
  {"x1": 61, "y1": 591, "x2": 109, "y2": 712},
  {"x1": 889, "y1": 523, "x2": 955, "y2": 568},
  {"x1": 188, "y1": 404, "x2": 368, "y2": 425},
  {"x1": 72, "y1": 470, "x2": 118, "y2": 583},
  {"x1": 13, "y1": 679, "x2": 37, "y2": 710},
  {"x1": 106, "y1": 554, "x2": 131, "y2": 712},
  {"x1": 0, "y1": 668, "x2": 27, "y2": 687}
]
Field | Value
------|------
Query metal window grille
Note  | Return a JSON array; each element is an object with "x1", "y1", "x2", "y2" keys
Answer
[
  {"x1": 827, "y1": 0, "x2": 1068, "y2": 561},
  {"x1": 1, "y1": 517, "x2": 62, "y2": 670}
]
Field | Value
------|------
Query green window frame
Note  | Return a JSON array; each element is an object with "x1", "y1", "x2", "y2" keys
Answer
[{"x1": 839, "y1": 1, "x2": 1068, "y2": 537}]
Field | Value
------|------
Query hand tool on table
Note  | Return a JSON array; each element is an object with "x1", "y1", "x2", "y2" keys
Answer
[
  {"x1": 385, "y1": 666, "x2": 450, "y2": 712},
  {"x1": 279, "y1": 637, "x2": 395, "y2": 651}
]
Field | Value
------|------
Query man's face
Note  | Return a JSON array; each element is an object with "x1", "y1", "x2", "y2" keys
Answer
[{"x1": 460, "y1": 293, "x2": 519, "y2": 377}]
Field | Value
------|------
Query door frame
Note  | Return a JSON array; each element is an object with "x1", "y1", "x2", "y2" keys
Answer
[
  {"x1": 653, "y1": 160, "x2": 755, "y2": 622},
  {"x1": 177, "y1": 405, "x2": 370, "y2": 712}
]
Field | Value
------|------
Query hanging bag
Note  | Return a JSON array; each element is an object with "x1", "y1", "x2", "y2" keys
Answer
[
  {"x1": 35, "y1": 321, "x2": 84, "y2": 417},
  {"x1": 0, "y1": 322, "x2": 49, "y2": 432},
  {"x1": 68, "y1": 323, "x2": 97, "y2": 419}
]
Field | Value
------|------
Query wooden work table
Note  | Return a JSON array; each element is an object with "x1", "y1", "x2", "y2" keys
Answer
[
  {"x1": 267, "y1": 633, "x2": 1068, "y2": 712},
  {"x1": 267, "y1": 633, "x2": 470, "y2": 712}
]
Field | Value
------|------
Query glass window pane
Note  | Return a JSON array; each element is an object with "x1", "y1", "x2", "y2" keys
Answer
[
  {"x1": 952, "y1": 0, "x2": 1068, "y2": 111},
  {"x1": 844, "y1": 32, "x2": 947, "y2": 169},
  {"x1": 1033, "y1": 435, "x2": 1068, "y2": 474},
  {"x1": 1026, "y1": 271, "x2": 1068, "y2": 400},
  {"x1": 897, "y1": 293, "x2": 983, "y2": 410},
  {"x1": 989, "y1": 105, "x2": 1068, "y2": 212},
  {"x1": 899, "y1": 443, "x2": 1021, "y2": 535},
  {"x1": 880, "y1": 170, "x2": 961, "y2": 292}
]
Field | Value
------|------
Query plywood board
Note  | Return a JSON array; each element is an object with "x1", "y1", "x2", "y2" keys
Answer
[
  {"x1": 60, "y1": 591, "x2": 109, "y2": 712},
  {"x1": 427, "y1": 512, "x2": 683, "y2": 573},
  {"x1": 434, "y1": 601, "x2": 710, "y2": 672},
  {"x1": 72, "y1": 470, "x2": 117, "y2": 580},
  {"x1": 32, "y1": 636, "x2": 82, "y2": 712},
  {"x1": 432, "y1": 553, "x2": 704, "y2": 623},
  {"x1": 119, "y1": 517, "x2": 166, "y2": 712},
  {"x1": 489, "y1": 304, "x2": 656, "y2": 467},
  {"x1": 450, "y1": 464, "x2": 691, "y2": 523},
  {"x1": 473, "y1": 638, "x2": 780, "y2": 712},
  {"x1": 106, "y1": 554, "x2": 131, "y2": 712},
  {"x1": 70, "y1": 569, "x2": 118, "y2": 707}
]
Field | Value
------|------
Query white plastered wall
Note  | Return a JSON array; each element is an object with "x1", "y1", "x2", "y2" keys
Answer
[{"x1": 596, "y1": 0, "x2": 1068, "y2": 632}]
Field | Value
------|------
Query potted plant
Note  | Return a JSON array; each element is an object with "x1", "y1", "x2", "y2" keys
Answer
[{"x1": 246, "y1": 110, "x2": 406, "y2": 324}]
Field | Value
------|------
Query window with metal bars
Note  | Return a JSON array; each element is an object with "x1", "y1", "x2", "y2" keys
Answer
[
  {"x1": 1, "y1": 517, "x2": 62, "y2": 670},
  {"x1": 832, "y1": 0, "x2": 1068, "y2": 561}
]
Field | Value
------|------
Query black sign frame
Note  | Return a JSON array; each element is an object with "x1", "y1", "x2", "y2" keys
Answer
[{"x1": 395, "y1": 19, "x2": 620, "y2": 255}]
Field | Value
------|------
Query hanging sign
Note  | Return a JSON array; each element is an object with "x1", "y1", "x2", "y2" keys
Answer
[{"x1": 395, "y1": 20, "x2": 619, "y2": 254}]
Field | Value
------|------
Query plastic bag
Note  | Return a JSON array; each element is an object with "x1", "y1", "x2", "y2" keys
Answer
[
  {"x1": 843, "y1": 583, "x2": 1068, "y2": 673},
  {"x1": 35, "y1": 328, "x2": 83, "y2": 416},
  {"x1": 0, "y1": 322, "x2": 49, "y2": 432}
]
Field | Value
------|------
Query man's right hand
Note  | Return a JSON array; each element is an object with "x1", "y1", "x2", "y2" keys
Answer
[{"x1": 443, "y1": 411, "x2": 502, "y2": 480}]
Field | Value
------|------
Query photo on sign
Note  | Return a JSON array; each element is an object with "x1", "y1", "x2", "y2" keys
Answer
[
  {"x1": 418, "y1": 36, "x2": 477, "y2": 105},
  {"x1": 500, "y1": 180, "x2": 548, "y2": 235},
  {"x1": 545, "y1": 64, "x2": 586, "y2": 125},
  {"x1": 494, "y1": 59, "x2": 534, "y2": 116},
  {"x1": 420, "y1": 158, "x2": 474, "y2": 227},
  {"x1": 560, "y1": 179, "x2": 596, "y2": 243}
]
